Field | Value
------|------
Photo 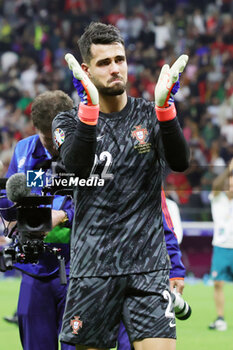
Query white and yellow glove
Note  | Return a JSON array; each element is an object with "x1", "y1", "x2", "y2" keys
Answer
[
  {"x1": 154, "y1": 54, "x2": 189, "y2": 121},
  {"x1": 65, "y1": 53, "x2": 99, "y2": 125}
]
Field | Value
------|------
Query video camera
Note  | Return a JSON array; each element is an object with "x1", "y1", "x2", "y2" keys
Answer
[{"x1": 0, "y1": 174, "x2": 67, "y2": 284}]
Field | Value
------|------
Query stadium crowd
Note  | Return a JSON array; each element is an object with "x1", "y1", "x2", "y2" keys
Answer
[{"x1": 0, "y1": 0, "x2": 232, "y2": 217}]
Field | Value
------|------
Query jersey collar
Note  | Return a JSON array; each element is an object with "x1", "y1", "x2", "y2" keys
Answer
[{"x1": 99, "y1": 96, "x2": 132, "y2": 120}]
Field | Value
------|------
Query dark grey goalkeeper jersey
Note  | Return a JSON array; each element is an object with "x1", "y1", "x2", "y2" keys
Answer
[{"x1": 53, "y1": 96, "x2": 170, "y2": 277}]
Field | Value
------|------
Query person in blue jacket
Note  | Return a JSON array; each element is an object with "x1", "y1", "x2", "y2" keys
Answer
[
  {"x1": 117, "y1": 189, "x2": 186, "y2": 350},
  {"x1": 0, "y1": 90, "x2": 75, "y2": 350}
]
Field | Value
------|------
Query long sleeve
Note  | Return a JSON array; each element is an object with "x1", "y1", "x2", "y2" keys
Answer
[
  {"x1": 159, "y1": 117, "x2": 190, "y2": 172},
  {"x1": 165, "y1": 227, "x2": 186, "y2": 279},
  {"x1": 162, "y1": 190, "x2": 186, "y2": 279},
  {"x1": 52, "y1": 108, "x2": 97, "y2": 178}
]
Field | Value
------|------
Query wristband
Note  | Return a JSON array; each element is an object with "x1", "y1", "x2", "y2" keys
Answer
[
  {"x1": 155, "y1": 103, "x2": 176, "y2": 122},
  {"x1": 78, "y1": 103, "x2": 99, "y2": 125}
]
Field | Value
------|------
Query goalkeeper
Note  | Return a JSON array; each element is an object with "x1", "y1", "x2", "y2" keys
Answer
[{"x1": 52, "y1": 22, "x2": 190, "y2": 350}]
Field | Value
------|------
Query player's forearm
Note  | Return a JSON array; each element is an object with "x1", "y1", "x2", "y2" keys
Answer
[
  {"x1": 60, "y1": 119, "x2": 97, "y2": 178},
  {"x1": 54, "y1": 53, "x2": 99, "y2": 178},
  {"x1": 159, "y1": 117, "x2": 190, "y2": 172},
  {"x1": 154, "y1": 55, "x2": 189, "y2": 171}
]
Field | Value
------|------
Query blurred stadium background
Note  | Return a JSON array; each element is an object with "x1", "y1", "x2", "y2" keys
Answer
[{"x1": 0, "y1": 0, "x2": 232, "y2": 349}]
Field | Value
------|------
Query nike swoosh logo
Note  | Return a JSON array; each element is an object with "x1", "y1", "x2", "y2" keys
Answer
[
  {"x1": 97, "y1": 135, "x2": 104, "y2": 141},
  {"x1": 169, "y1": 320, "x2": 176, "y2": 328}
]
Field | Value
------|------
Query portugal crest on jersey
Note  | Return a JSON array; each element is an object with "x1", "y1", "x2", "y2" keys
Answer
[
  {"x1": 70, "y1": 316, "x2": 83, "y2": 334},
  {"x1": 131, "y1": 125, "x2": 151, "y2": 154},
  {"x1": 131, "y1": 125, "x2": 148, "y2": 144}
]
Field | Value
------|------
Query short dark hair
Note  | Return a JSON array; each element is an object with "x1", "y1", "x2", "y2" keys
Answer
[
  {"x1": 78, "y1": 22, "x2": 124, "y2": 64},
  {"x1": 31, "y1": 90, "x2": 73, "y2": 133}
]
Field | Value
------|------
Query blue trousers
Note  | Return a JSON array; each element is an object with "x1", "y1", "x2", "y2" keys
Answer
[{"x1": 17, "y1": 273, "x2": 75, "y2": 350}]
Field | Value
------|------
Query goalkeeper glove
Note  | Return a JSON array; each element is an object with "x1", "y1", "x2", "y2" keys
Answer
[
  {"x1": 154, "y1": 54, "x2": 189, "y2": 121},
  {"x1": 65, "y1": 53, "x2": 99, "y2": 125}
]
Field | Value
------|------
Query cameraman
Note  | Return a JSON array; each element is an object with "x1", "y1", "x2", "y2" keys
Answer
[{"x1": 1, "y1": 91, "x2": 75, "y2": 350}]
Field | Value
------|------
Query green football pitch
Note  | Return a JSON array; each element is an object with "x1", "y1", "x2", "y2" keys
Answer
[{"x1": 0, "y1": 277, "x2": 232, "y2": 350}]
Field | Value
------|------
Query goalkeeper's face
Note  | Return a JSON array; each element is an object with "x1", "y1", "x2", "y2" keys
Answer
[{"x1": 85, "y1": 43, "x2": 128, "y2": 96}]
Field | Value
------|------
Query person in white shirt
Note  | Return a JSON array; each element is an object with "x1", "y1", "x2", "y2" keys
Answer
[
  {"x1": 208, "y1": 158, "x2": 233, "y2": 331},
  {"x1": 165, "y1": 197, "x2": 183, "y2": 244}
]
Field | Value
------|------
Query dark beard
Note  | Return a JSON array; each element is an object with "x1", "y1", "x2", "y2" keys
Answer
[{"x1": 97, "y1": 84, "x2": 126, "y2": 96}]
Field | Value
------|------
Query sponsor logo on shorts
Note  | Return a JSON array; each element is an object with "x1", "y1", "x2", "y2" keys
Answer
[
  {"x1": 70, "y1": 315, "x2": 83, "y2": 335},
  {"x1": 169, "y1": 319, "x2": 176, "y2": 328}
]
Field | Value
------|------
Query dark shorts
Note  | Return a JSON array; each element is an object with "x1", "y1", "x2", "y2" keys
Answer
[{"x1": 60, "y1": 269, "x2": 176, "y2": 348}]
